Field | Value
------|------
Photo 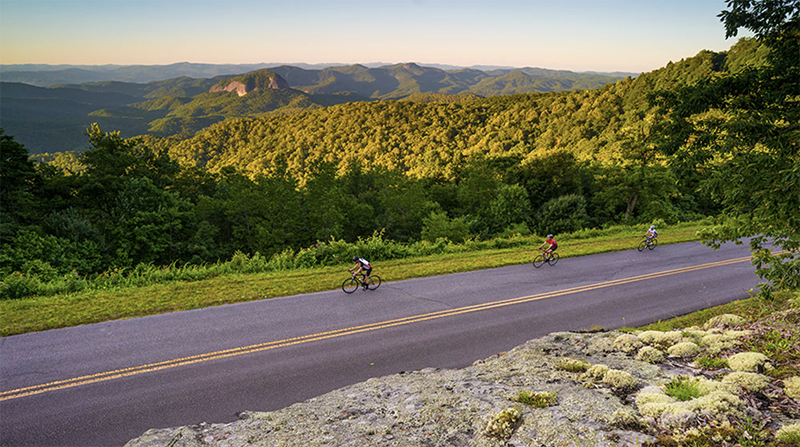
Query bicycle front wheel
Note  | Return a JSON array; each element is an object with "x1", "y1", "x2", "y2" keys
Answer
[
  {"x1": 366, "y1": 276, "x2": 381, "y2": 290},
  {"x1": 342, "y1": 278, "x2": 359, "y2": 294},
  {"x1": 533, "y1": 255, "x2": 546, "y2": 268},
  {"x1": 548, "y1": 252, "x2": 559, "y2": 266},
  {"x1": 648, "y1": 239, "x2": 658, "y2": 250},
  {"x1": 638, "y1": 240, "x2": 647, "y2": 252}
]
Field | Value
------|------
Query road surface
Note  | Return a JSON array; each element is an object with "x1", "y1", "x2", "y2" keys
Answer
[{"x1": 0, "y1": 240, "x2": 762, "y2": 446}]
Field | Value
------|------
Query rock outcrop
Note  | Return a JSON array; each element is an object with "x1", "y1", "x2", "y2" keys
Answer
[
  {"x1": 125, "y1": 317, "x2": 800, "y2": 447},
  {"x1": 209, "y1": 70, "x2": 289, "y2": 96}
]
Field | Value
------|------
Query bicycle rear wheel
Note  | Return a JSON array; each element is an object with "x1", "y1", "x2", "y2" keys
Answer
[
  {"x1": 548, "y1": 252, "x2": 559, "y2": 266},
  {"x1": 533, "y1": 255, "x2": 546, "y2": 268},
  {"x1": 342, "y1": 278, "x2": 359, "y2": 294},
  {"x1": 638, "y1": 240, "x2": 647, "y2": 252},
  {"x1": 366, "y1": 276, "x2": 381, "y2": 290},
  {"x1": 648, "y1": 239, "x2": 658, "y2": 250}
]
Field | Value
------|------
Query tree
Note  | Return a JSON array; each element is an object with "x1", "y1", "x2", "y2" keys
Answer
[
  {"x1": 654, "y1": 0, "x2": 800, "y2": 293},
  {"x1": 0, "y1": 130, "x2": 38, "y2": 244}
]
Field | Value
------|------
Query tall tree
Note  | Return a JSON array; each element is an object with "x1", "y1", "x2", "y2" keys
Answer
[{"x1": 654, "y1": 0, "x2": 799, "y2": 293}]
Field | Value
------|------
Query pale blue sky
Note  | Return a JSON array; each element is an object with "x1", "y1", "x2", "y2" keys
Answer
[{"x1": 0, "y1": 0, "x2": 751, "y2": 73}]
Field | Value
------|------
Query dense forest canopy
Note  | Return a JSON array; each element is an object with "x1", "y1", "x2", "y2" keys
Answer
[{"x1": 1, "y1": 9, "x2": 796, "y2": 299}]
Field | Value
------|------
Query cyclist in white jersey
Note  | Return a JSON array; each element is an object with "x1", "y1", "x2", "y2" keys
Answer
[{"x1": 349, "y1": 256, "x2": 373, "y2": 289}]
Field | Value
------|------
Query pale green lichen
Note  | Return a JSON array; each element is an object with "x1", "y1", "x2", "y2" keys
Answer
[
  {"x1": 635, "y1": 378, "x2": 744, "y2": 420},
  {"x1": 776, "y1": 422, "x2": 800, "y2": 446},
  {"x1": 784, "y1": 376, "x2": 800, "y2": 399},
  {"x1": 728, "y1": 352, "x2": 771, "y2": 372},
  {"x1": 579, "y1": 364, "x2": 609, "y2": 385},
  {"x1": 556, "y1": 357, "x2": 590, "y2": 373},
  {"x1": 610, "y1": 408, "x2": 643, "y2": 429},
  {"x1": 636, "y1": 346, "x2": 665, "y2": 363},
  {"x1": 638, "y1": 330, "x2": 683, "y2": 347},
  {"x1": 613, "y1": 333, "x2": 643, "y2": 353},
  {"x1": 721, "y1": 371, "x2": 771, "y2": 392},
  {"x1": 602, "y1": 369, "x2": 636, "y2": 390},
  {"x1": 483, "y1": 407, "x2": 522, "y2": 441},
  {"x1": 703, "y1": 314, "x2": 746, "y2": 329},
  {"x1": 667, "y1": 341, "x2": 701, "y2": 358}
]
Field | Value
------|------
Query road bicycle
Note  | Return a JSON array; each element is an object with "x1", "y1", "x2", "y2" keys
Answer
[
  {"x1": 342, "y1": 273, "x2": 382, "y2": 293},
  {"x1": 533, "y1": 249, "x2": 559, "y2": 268},
  {"x1": 638, "y1": 237, "x2": 658, "y2": 252}
]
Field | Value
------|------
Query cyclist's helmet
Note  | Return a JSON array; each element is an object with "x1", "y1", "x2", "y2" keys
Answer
[
  {"x1": 650, "y1": 225, "x2": 655, "y2": 229},
  {"x1": 547, "y1": 234, "x2": 553, "y2": 238},
  {"x1": 352, "y1": 256, "x2": 359, "y2": 262}
]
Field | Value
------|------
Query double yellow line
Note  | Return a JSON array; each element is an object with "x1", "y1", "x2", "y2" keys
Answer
[{"x1": 1, "y1": 255, "x2": 753, "y2": 402}]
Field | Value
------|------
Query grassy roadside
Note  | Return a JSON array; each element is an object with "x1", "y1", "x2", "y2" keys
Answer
[{"x1": 1, "y1": 223, "x2": 707, "y2": 336}]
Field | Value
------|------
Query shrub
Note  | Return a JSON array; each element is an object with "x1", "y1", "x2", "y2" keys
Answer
[{"x1": 533, "y1": 194, "x2": 589, "y2": 236}]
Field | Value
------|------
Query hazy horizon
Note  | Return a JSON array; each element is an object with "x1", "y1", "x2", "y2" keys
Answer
[{"x1": 0, "y1": 0, "x2": 753, "y2": 74}]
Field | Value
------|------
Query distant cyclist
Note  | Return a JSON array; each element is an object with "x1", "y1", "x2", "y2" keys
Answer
[
  {"x1": 539, "y1": 234, "x2": 558, "y2": 259},
  {"x1": 644, "y1": 225, "x2": 658, "y2": 241},
  {"x1": 349, "y1": 256, "x2": 373, "y2": 290}
]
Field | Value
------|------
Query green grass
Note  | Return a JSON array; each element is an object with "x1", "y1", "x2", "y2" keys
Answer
[
  {"x1": 664, "y1": 376, "x2": 704, "y2": 401},
  {"x1": 515, "y1": 390, "x2": 557, "y2": 407},
  {"x1": 1, "y1": 221, "x2": 707, "y2": 336}
]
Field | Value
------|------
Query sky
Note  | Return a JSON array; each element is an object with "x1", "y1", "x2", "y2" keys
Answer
[{"x1": 0, "y1": 0, "x2": 753, "y2": 73}]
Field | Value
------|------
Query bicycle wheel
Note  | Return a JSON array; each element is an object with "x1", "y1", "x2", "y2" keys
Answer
[
  {"x1": 366, "y1": 275, "x2": 381, "y2": 290},
  {"x1": 342, "y1": 278, "x2": 359, "y2": 294},
  {"x1": 533, "y1": 255, "x2": 546, "y2": 268},
  {"x1": 548, "y1": 252, "x2": 559, "y2": 266},
  {"x1": 638, "y1": 240, "x2": 647, "y2": 252},
  {"x1": 648, "y1": 239, "x2": 658, "y2": 250}
]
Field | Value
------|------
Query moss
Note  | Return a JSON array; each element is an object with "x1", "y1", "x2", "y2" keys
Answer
[
  {"x1": 602, "y1": 369, "x2": 636, "y2": 390},
  {"x1": 667, "y1": 341, "x2": 701, "y2": 358},
  {"x1": 482, "y1": 407, "x2": 522, "y2": 441},
  {"x1": 515, "y1": 390, "x2": 557, "y2": 408},
  {"x1": 776, "y1": 422, "x2": 800, "y2": 446},
  {"x1": 636, "y1": 346, "x2": 665, "y2": 363},
  {"x1": 721, "y1": 371, "x2": 771, "y2": 392},
  {"x1": 728, "y1": 352, "x2": 771, "y2": 372},
  {"x1": 704, "y1": 314, "x2": 746, "y2": 329},
  {"x1": 784, "y1": 376, "x2": 800, "y2": 399},
  {"x1": 613, "y1": 333, "x2": 643, "y2": 353},
  {"x1": 556, "y1": 357, "x2": 589, "y2": 373},
  {"x1": 695, "y1": 355, "x2": 729, "y2": 370},
  {"x1": 665, "y1": 376, "x2": 704, "y2": 401}
]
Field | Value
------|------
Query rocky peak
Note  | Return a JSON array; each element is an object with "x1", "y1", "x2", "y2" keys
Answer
[{"x1": 209, "y1": 70, "x2": 290, "y2": 96}]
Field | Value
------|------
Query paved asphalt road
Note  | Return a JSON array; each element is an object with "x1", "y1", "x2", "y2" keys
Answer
[{"x1": 0, "y1": 240, "x2": 763, "y2": 447}]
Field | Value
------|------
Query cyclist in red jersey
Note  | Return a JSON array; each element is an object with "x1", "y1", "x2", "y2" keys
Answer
[{"x1": 539, "y1": 234, "x2": 558, "y2": 259}]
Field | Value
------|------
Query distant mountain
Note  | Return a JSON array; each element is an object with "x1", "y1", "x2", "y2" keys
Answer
[
  {"x1": 1, "y1": 63, "x2": 631, "y2": 154},
  {"x1": 0, "y1": 62, "x2": 636, "y2": 87}
]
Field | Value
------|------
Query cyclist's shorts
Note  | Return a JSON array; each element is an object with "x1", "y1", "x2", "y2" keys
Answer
[
  {"x1": 364, "y1": 267, "x2": 372, "y2": 276},
  {"x1": 550, "y1": 245, "x2": 558, "y2": 252}
]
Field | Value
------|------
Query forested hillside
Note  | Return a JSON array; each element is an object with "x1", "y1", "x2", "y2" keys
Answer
[
  {"x1": 1, "y1": 63, "x2": 629, "y2": 155},
  {"x1": 2, "y1": 35, "x2": 788, "y2": 300}
]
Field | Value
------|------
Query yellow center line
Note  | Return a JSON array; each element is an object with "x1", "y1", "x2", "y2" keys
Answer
[{"x1": 1, "y1": 254, "x2": 756, "y2": 401}]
